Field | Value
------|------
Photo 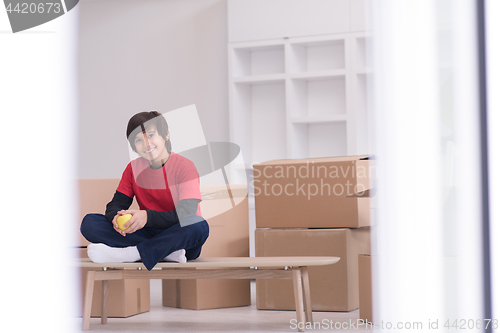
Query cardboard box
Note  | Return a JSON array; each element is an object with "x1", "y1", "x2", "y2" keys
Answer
[
  {"x1": 346, "y1": 188, "x2": 376, "y2": 208},
  {"x1": 358, "y1": 254, "x2": 373, "y2": 323},
  {"x1": 253, "y1": 155, "x2": 372, "y2": 228},
  {"x1": 76, "y1": 248, "x2": 150, "y2": 318},
  {"x1": 162, "y1": 273, "x2": 250, "y2": 310},
  {"x1": 255, "y1": 228, "x2": 370, "y2": 311},
  {"x1": 162, "y1": 184, "x2": 251, "y2": 310},
  {"x1": 347, "y1": 188, "x2": 377, "y2": 227}
]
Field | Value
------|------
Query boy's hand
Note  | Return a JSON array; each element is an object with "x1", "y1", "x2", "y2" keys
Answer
[
  {"x1": 120, "y1": 209, "x2": 147, "y2": 234},
  {"x1": 112, "y1": 210, "x2": 128, "y2": 236}
]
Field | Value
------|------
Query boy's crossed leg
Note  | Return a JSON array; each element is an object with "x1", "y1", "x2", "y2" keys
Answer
[{"x1": 87, "y1": 243, "x2": 186, "y2": 263}]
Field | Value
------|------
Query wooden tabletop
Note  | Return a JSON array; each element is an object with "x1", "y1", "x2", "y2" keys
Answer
[{"x1": 79, "y1": 256, "x2": 340, "y2": 269}]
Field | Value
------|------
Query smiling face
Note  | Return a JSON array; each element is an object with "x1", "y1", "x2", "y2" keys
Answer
[{"x1": 134, "y1": 124, "x2": 170, "y2": 167}]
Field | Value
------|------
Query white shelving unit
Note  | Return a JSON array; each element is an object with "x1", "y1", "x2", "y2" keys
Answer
[
  {"x1": 228, "y1": 32, "x2": 372, "y2": 185},
  {"x1": 351, "y1": 33, "x2": 373, "y2": 155}
]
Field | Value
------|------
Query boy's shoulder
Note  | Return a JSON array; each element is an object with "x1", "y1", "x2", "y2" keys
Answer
[
  {"x1": 129, "y1": 157, "x2": 148, "y2": 167},
  {"x1": 127, "y1": 157, "x2": 150, "y2": 176}
]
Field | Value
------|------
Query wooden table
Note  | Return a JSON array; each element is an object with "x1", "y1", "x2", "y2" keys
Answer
[{"x1": 80, "y1": 256, "x2": 340, "y2": 332}]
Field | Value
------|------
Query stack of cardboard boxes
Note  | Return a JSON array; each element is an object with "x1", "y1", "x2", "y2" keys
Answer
[{"x1": 253, "y1": 155, "x2": 373, "y2": 312}]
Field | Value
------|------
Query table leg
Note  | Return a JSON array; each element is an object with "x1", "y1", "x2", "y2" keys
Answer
[
  {"x1": 292, "y1": 269, "x2": 306, "y2": 332},
  {"x1": 101, "y1": 279, "x2": 109, "y2": 324},
  {"x1": 83, "y1": 270, "x2": 96, "y2": 331},
  {"x1": 300, "y1": 267, "x2": 313, "y2": 324}
]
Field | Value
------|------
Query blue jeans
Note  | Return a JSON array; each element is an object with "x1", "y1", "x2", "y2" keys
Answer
[{"x1": 80, "y1": 214, "x2": 209, "y2": 270}]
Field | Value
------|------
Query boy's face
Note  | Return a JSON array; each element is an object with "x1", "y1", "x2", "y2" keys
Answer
[{"x1": 134, "y1": 124, "x2": 169, "y2": 163}]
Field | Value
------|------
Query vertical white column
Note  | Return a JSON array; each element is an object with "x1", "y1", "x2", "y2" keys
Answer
[
  {"x1": 372, "y1": 0, "x2": 487, "y2": 331},
  {"x1": 372, "y1": 0, "x2": 448, "y2": 330},
  {"x1": 452, "y1": 1, "x2": 485, "y2": 330},
  {"x1": 0, "y1": 6, "x2": 79, "y2": 332},
  {"x1": 486, "y1": 0, "x2": 500, "y2": 330}
]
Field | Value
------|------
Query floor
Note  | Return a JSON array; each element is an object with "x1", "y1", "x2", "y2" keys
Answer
[{"x1": 76, "y1": 280, "x2": 372, "y2": 332}]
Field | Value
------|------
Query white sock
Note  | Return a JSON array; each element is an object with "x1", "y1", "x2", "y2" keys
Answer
[
  {"x1": 163, "y1": 249, "x2": 187, "y2": 263},
  {"x1": 87, "y1": 243, "x2": 141, "y2": 263}
]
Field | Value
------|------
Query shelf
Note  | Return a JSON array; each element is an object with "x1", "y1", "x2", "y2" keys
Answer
[
  {"x1": 233, "y1": 81, "x2": 287, "y2": 165},
  {"x1": 291, "y1": 114, "x2": 347, "y2": 124},
  {"x1": 232, "y1": 44, "x2": 285, "y2": 77},
  {"x1": 290, "y1": 70, "x2": 346, "y2": 81},
  {"x1": 290, "y1": 76, "x2": 346, "y2": 118},
  {"x1": 289, "y1": 38, "x2": 345, "y2": 73},
  {"x1": 354, "y1": 73, "x2": 370, "y2": 155},
  {"x1": 233, "y1": 74, "x2": 286, "y2": 85},
  {"x1": 229, "y1": 31, "x2": 372, "y2": 167}
]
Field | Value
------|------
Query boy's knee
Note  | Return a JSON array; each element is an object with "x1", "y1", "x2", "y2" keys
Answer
[
  {"x1": 179, "y1": 214, "x2": 205, "y2": 228},
  {"x1": 80, "y1": 214, "x2": 104, "y2": 237},
  {"x1": 179, "y1": 215, "x2": 209, "y2": 240},
  {"x1": 80, "y1": 214, "x2": 92, "y2": 237}
]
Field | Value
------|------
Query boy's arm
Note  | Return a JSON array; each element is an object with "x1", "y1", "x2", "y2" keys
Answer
[
  {"x1": 145, "y1": 199, "x2": 201, "y2": 228},
  {"x1": 175, "y1": 199, "x2": 201, "y2": 219},
  {"x1": 105, "y1": 191, "x2": 133, "y2": 222}
]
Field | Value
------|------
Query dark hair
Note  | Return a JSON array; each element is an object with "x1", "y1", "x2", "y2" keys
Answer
[{"x1": 126, "y1": 111, "x2": 172, "y2": 153}]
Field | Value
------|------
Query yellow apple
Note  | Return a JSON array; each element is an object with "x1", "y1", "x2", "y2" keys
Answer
[{"x1": 117, "y1": 214, "x2": 132, "y2": 230}]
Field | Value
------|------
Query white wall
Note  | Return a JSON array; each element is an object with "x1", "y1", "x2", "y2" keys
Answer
[{"x1": 78, "y1": 0, "x2": 228, "y2": 178}]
